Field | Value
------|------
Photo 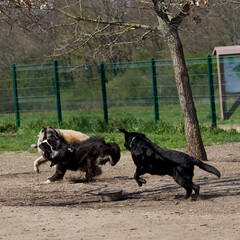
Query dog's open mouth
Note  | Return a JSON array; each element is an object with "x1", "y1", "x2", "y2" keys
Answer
[
  {"x1": 38, "y1": 139, "x2": 60, "y2": 164},
  {"x1": 38, "y1": 140, "x2": 53, "y2": 153}
]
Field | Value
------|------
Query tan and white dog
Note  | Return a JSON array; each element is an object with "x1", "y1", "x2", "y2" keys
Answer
[{"x1": 34, "y1": 125, "x2": 89, "y2": 173}]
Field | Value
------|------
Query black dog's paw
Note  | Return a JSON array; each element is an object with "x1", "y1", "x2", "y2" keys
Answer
[{"x1": 137, "y1": 178, "x2": 146, "y2": 186}]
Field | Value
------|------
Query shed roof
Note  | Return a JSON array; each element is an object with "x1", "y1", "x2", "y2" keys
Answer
[{"x1": 212, "y1": 45, "x2": 240, "y2": 56}]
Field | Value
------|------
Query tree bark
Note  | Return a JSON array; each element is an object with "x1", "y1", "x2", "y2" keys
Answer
[{"x1": 156, "y1": 16, "x2": 207, "y2": 161}]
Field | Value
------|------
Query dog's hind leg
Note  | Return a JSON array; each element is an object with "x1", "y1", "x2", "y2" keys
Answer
[
  {"x1": 184, "y1": 183, "x2": 200, "y2": 200},
  {"x1": 92, "y1": 165, "x2": 102, "y2": 177},
  {"x1": 174, "y1": 176, "x2": 200, "y2": 200},
  {"x1": 85, "y1": 157, "x2": 96, "y2": 181},
  {"x1": 84, "y1": 164, "x2": 102, "y2": 181},
  {"x1": 174, "y1": 166, "x2": 198, "y2": 199},
  {"x1": 184, "y1": 188, "x2": 193, "y2": 199},
  {"x1": 192, "y1": 183, "x2": 200, "y2": 200},
  {"x1": 176, "y1": 181, "x2": 193, "y2": 199}
]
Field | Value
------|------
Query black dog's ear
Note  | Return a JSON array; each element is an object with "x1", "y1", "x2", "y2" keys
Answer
[
  {"x1": 140, "y1": 133, "x2": 146, "y2": 138},
  {"x1": 119, "y1": 128, "x2": 128, "y2": 134}
]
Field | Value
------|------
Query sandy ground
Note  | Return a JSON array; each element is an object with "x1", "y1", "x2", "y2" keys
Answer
[{"x1": 0, "y1": 143, "x2": 240, "y2": 240}]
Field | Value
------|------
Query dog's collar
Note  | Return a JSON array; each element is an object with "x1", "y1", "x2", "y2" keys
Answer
[{"x1": 129, "y1": 135, "x2": 138, "y2": 149}]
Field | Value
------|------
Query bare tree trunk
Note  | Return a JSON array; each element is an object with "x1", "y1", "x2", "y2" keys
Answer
[{"x1": 156, "y1": 17, "x2": 207, "y2": 161}]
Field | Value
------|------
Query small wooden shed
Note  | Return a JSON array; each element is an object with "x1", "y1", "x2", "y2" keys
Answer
[{"x1": 212, "y1": 45, "x2": 240, "y2": 119}]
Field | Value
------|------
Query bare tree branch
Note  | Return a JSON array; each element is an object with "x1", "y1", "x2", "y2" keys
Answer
[
  {"x1": 47, "y1": 23, "x2": 111, "y2": 58},
  {"x1": 54, "y1": 7, "x2": 159, "y2": 31},
  {"x1": 170, "y1": 3, "x2": 191, "y2": 28},
  {"x1": 93, "y1": 26, "x2": 131, "y2": 59}
]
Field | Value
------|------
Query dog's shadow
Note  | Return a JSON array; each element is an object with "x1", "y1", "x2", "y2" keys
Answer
[
  {"x1": 67, "y1": 175, "x2": 132, "y2": 184},
  {"x1": 68, "y1": 178, "x2": 92, "y2": 184},
  {"x1": 124, "y1": 175, "x2": 240, "y2": 201}
]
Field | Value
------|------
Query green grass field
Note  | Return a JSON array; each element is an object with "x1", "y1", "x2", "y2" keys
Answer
[{"x1": 1, "y1": 103, "x2": 240, "y2": 152}]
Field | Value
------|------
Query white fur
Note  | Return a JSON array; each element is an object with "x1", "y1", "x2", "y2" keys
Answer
[
  {"x1": 96, "y1": 155, "x2": 113, "y2": 165},
  {"x1": 44, "y1": 179, "x2": 52, "y2": 184},
  {"x1": 41, "y1": 140, "x2": 59, "y2": 159},
  {"x1": 42, "y1": 139, "x2": 53, "y2": 151}
]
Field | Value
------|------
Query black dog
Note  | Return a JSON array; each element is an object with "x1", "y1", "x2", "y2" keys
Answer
[
  {"x1": 39, "y1": 135, "x2": 121, "y2": 183},
  {"x1": 119, "y1": 128, "x2": 220, "y2": 199}
]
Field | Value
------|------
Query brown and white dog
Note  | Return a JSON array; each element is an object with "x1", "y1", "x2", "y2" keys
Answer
[
  {"x1": 37, "y1": 126, "x2": 121, "y2": 183},
  {"x1": 34, "y1": 125, "x2": 89, "y2": 173}
]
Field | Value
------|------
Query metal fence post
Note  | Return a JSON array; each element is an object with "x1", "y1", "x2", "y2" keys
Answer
[
  {"x1": 100, "y1": 62, "x2": 108, "y2": 125},
  {"x1": 54, "y1": 60, "x2": 62, "y2": 127},
  {"x1": 12, "y1": 64, "x2": 20, "y2": 128},
  {"x1": 151, "y1": 58, "x2": 159, "y2": 123},
  {"x1": 207, "y1": 55, "x2": 217, "y2": 128}
]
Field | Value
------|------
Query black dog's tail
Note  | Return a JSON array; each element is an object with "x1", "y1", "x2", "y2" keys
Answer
[{"x1": 192, "y1": 158, "x2": 221, "y2": 178}]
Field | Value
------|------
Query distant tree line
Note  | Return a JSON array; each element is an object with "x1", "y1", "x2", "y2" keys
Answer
[{"x1": 0, "y1": 0, "x2": 239, "y2": 66}]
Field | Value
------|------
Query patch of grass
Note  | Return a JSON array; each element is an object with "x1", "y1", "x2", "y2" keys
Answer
[
  {"x1": 201, "y1": 127, "x2": 240, "y2": 146},
  {"x1": 0, "y1": 123, "x2": 17, "y2": 133},
  {"x1": 0, "y1": 117, "x2": 240, "y2": 152}
]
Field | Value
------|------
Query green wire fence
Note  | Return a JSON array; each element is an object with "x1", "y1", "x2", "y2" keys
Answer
[{"x1": 1, "y1": 56, "x2": 240, "y2": 128}]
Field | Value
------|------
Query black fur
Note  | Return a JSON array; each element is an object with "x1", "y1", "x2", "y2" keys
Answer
[
  {"x1": 119, "y1": 128, "x2": 221, "y2": 199},
  {"x1": 39, "y1": 130, "x2": 121, "y2": 182}
]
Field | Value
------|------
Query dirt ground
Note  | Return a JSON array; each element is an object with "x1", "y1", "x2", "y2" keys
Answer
[{"x1": 0, "y1": 143, "x2": 240, "y2": 240}]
